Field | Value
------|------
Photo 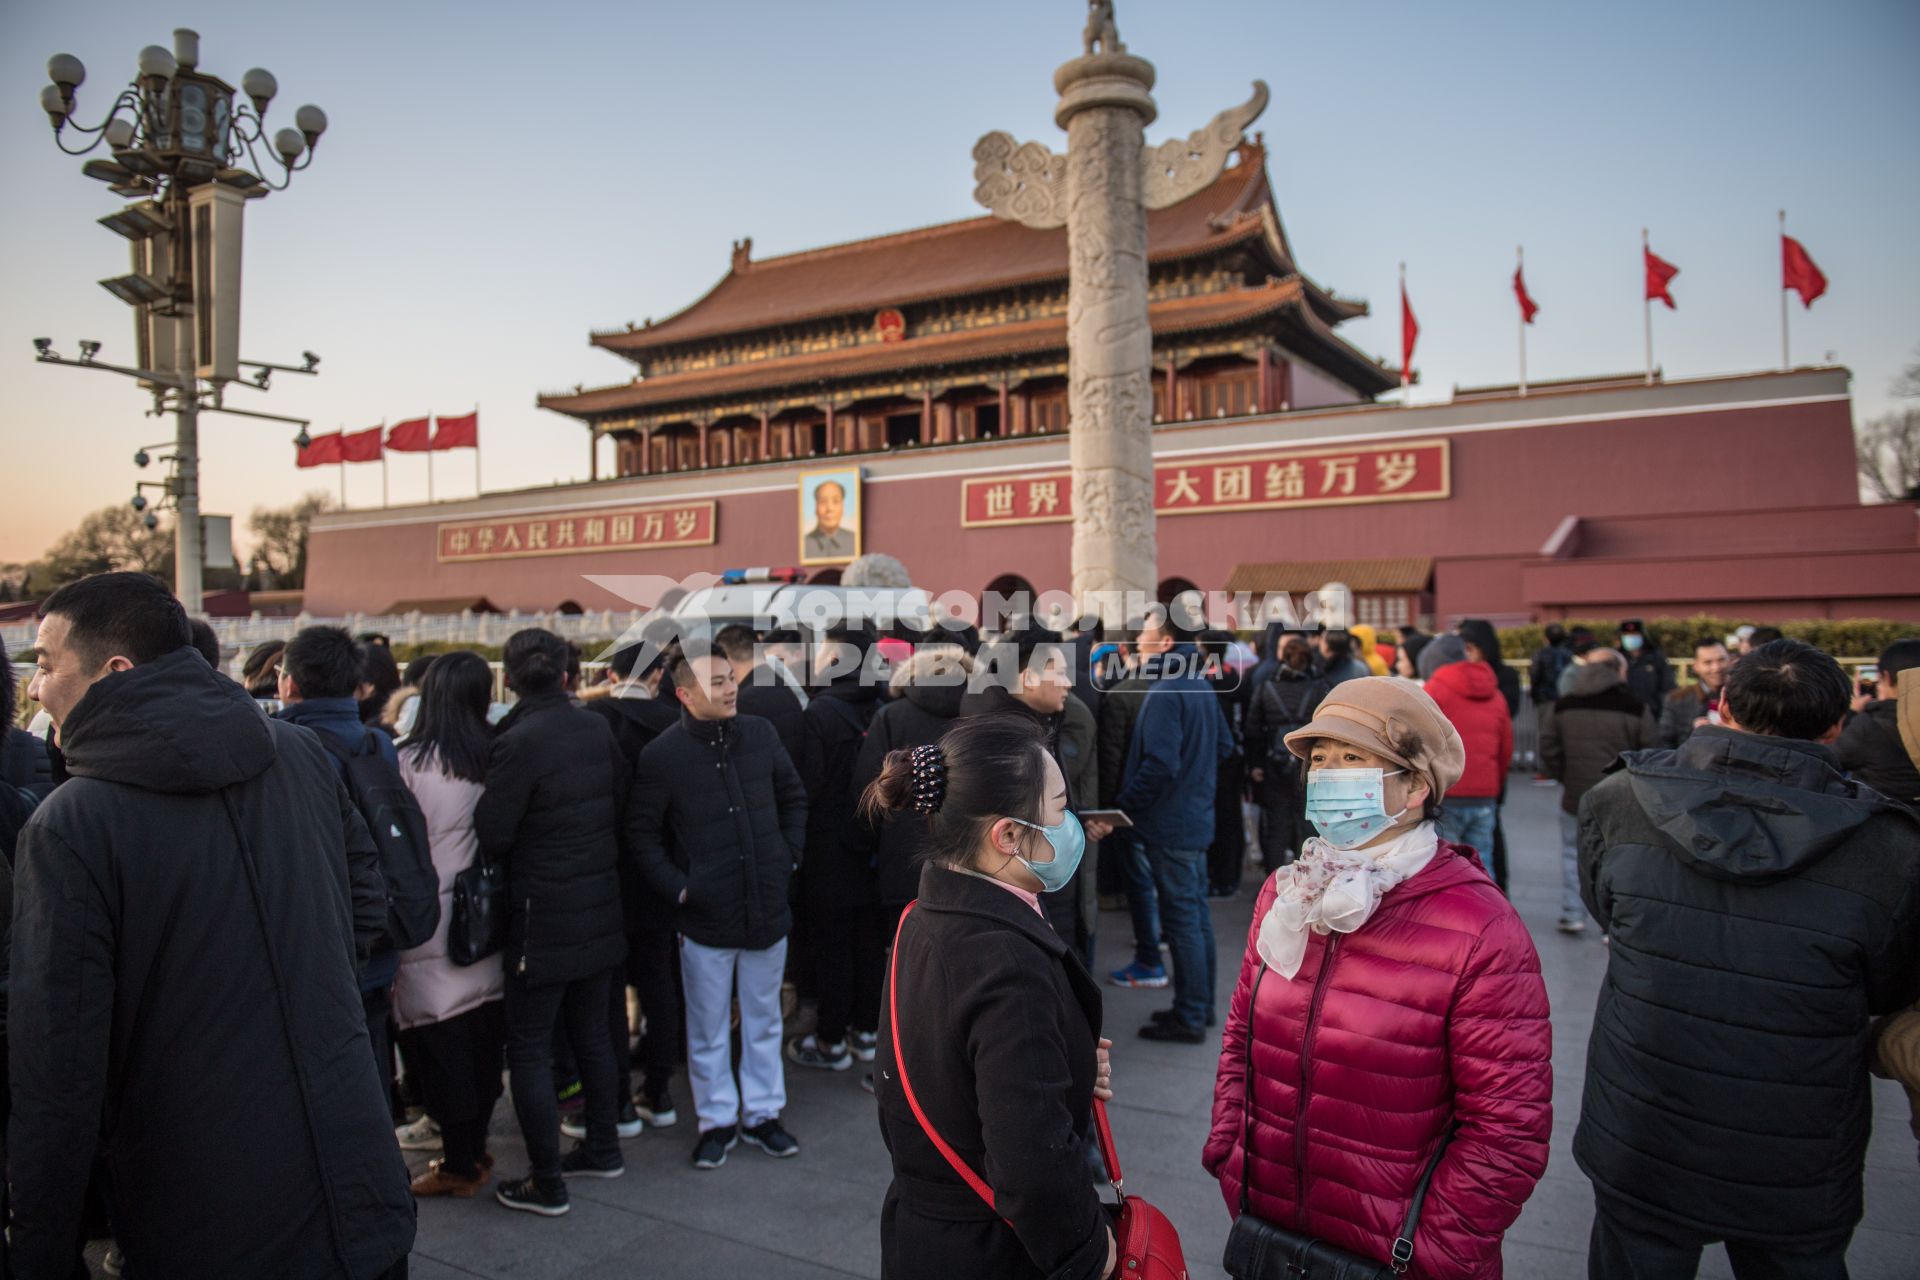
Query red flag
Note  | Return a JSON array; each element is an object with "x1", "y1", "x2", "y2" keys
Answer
[
  {"x1": 386, "y1": 417, "x2": 433, "y2": 452},
  {"x1": 340, "y1": 425, "x2": 385, "y2": 463},
  {"x1": 1400, "y1": 281, "x2": 1419, "y2": 380},
  {"x1": 1644, "y1": 246, "x2": 1679, "y2": 309},
  {"x1": 296, "y1": 431, "x2": 343, "y2": 468},
  {"x1": 432, "y1": 412, "x2": 478, "y2": 450},
  {"x1": 1781, "y1": 235, "x2": 1827, "y2": 308},
  {"x1": 1513, "y1": 266, "x2": 1540, "y2": 323}
]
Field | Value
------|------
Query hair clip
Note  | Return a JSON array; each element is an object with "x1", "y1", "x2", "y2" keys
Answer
[{"x1": 908, "y1": 743, "x2": 948, "y2": 814}]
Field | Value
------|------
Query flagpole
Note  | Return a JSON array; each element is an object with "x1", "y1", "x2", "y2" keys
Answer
[
  {"x1": 1398, "y1": 261, "x2": 1410, "y2": 403},
  {"x1": 1642, "y1": 228, "x2": 1653, "y2": 385},
  {"x1": 1517, "y1": 245, "x2": 1528, "y2": 397},
  {"x1": 1779, "y1": 209, "x2": 1790, "y2": 372}
]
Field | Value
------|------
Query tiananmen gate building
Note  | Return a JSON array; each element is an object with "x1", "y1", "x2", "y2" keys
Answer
[{"x1": 303, "y1": 141, "x2": 1920, "y2": 626}]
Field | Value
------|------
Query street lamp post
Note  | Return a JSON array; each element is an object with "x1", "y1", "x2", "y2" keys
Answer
[{"x1": 34, "y1": 27, "x2": 327, "y2": 612}]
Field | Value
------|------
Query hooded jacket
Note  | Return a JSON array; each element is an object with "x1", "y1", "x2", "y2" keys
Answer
[
  {"x1": 1454, "y1": 620, "x2": 1522, "y2": 718},
  {"x1": 473, "y1": 691, "x2": 630, "y2": 985},
  {"x1": 1422, "y1": 659, "x2": 1513, "y2": 800},
  {"x1": 10, "y1": 648, "x2": 414, "y2": 1279},
  {"x1": 625, "y1": 709, "x2": 809, "y2": 951},
  {"x1": 1204, "y1": 840, "x2": 1552, "y2": 1279},
  {"x1": 1540, "y1": 664, "x2": 1658, "y2": 815},
  {"x1": 1575, "y1": 727, "x2": 1920, "y2": 1244},
  {"x1": 848, "y1": 650, "x2": 969, "y2": 908}
]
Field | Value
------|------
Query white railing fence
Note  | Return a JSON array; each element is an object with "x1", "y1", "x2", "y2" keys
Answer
[{"x1": 3, "y1": 609, "x2": 648, "y2": 658}]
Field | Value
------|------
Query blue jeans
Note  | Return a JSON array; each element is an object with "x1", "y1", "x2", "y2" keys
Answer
[
  {"x1": 1436, "y1": 798, "x2": 1497, "y2": 865},
  {"x1": 1147, "y1": 845, "x2": 1215, "y2": 1030},
  {"x1": 1114, "y1": 829, "x2": 1161, "y2": 967}
]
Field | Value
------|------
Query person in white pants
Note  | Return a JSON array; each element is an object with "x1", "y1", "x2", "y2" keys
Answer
[
  {"x1": 682, "y1": 937, "x2": 789, "y2": 1133},
  {"x1": 626, "y1": 641, "x2": 811, "y2": 1169}
]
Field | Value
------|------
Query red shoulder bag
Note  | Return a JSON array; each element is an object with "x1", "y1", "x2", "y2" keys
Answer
[{"x1": 887, "y1": 901, "x2": 1191, "y2": 1279}]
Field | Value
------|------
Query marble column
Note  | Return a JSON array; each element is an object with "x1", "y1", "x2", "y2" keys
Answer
[{"x1": 1054, "y1": 50, "x2": 1159, "y2": 624}]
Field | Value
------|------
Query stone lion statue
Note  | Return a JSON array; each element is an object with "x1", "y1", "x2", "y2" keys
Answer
[{"x1": 1084, "y1": 0, "x2": 1124, "y2": 56}]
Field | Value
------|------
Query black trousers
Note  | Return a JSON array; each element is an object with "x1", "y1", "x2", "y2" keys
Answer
[
  {"x1": 398, "y1": 1000, "x2": 507, "y2": 1178},
  {"x1": 505, "y1": 969, "x2": 620, "y2": 1187},
  {"x1": 805, "y1": 865, "x2": 884, "y2": 1047},
  {"x1": 1207, "y1": 757, "x2": 1247, "y2": 890},
  {"x1": 1589, "y1": 1195, "x2": 1851, "y2": 1280},
  {"x1": 628, "y1": 921, "x2": 683, "y2": 1081}
]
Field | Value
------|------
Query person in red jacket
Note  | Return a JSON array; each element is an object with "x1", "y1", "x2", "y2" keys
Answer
[
  {"x1": 1418, "y1": 634, "x2": 1514, "y2": 866},
  {"x1": 1203, "y1": 677, "x2": 1551, "y2": 1279}
]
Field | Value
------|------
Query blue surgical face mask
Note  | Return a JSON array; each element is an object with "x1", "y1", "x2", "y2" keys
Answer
[
  {"x1": 1004, "y1": 812, "x2": 1086, "y2": 892},
  {"x1": 1305, "y1": 767, "x2": 1409, "y2": 850},
  {"x1": 1621, "y1": 633, "x2": 1643, "y2": 653}
]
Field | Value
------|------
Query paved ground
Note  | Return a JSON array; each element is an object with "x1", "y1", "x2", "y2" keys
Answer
[{"x1": 389, "y1": 780, "x2": 1916, "y2": 1280}]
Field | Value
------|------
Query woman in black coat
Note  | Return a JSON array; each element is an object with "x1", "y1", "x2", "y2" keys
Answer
[
  {"x1": 474, "y1": 629, "x2": 632, "y2": 1212},
  {"x1": 1243, "y1": 634, "x2": 1318, "y2": 870},
  {"x1": 867, "y1": 715, "x2": 1116, "y2": 1280}
]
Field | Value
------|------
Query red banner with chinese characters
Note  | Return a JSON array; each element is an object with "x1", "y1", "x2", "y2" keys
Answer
[
  {"x1": 437, "y1": 501, "x2": 716, "y2": 562},
  {"x1": 960, "y1": 439, "x2": 1449, "y2": 527}
]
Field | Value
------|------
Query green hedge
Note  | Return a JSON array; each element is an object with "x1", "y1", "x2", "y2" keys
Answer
[
  {"x1": 389, "y1": 640, "x2": 505, "y2": 664},
  {"x1": 1495, "y1": 615, "x2": 1917, "y2": 661}
]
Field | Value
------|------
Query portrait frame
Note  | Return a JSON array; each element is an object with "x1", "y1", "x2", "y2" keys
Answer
[{"x1": 798, "y1": 466, "x2": 862, "y2": 565}]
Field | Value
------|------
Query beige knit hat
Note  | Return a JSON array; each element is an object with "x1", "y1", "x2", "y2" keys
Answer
[{"x1": 1283, "y1": 676, "x2": 1467, "y2": 803}]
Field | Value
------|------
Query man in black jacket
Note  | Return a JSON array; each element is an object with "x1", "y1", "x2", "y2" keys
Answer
[
  {"x1": 582, "y1": 624, "x2": 686, "y2": 1128},
  {"x1": 1096, "y1": 629, "x2": 1163, "y2": 989},
  {"x1": 476, "y1": 628, "x2": 632, "y2": 1213},
  {"x1": 12, "y1": 572, "x2": 413, "y2": 1278},
  {"x1": 1575, "y1": 638, "x2": 1920, "y2": 1279},
  {"x1": 1617, "y1": 617, "x2": 1677, "y2": 715},
  {"x1": 1835, "y1": 638, "x2": 1920, "y2": 808},
  {"x1": 627, "y1": 642, "x2": 809, "y2": 1171},
  {"x1": 788, "y1": 626, "x2": 886, "y2": 1072},
  {"x1": 1657, "y1": 640, "x2": 1731, "y2": 748}
]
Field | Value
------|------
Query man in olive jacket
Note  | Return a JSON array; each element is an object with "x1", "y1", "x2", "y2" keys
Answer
[
  {"x1": 626, "y1": 643, "x2": 809, "y2": 1169},
  {"x1": 1575, "y1": 639, "x2": 1920, "y2": 1277},
  {"x1": 11, "y1": 573, "x2": 412, "y2": 1279}
]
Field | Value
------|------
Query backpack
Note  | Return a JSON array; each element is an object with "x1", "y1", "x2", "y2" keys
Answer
[{"x1": 317, "y1": 729, "x2": 441, "y2": 951}]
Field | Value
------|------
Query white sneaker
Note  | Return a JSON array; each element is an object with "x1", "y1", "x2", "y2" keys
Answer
[
  {"x1": 394, "y1": 1114, "x2": 442, "y2": 1151},
  {"x1": 1556, "y1": 917, "x2": 1587, "y2": 934},
  {"x1": 562, "y1": 1106, "x2": 645, "y2": 1140}
]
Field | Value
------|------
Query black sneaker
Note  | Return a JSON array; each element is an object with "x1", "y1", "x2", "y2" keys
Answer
[
  {"x1": 496, "y1": 1176, "x2": 570, "y2": 1216},
  {"x1": 635, "y1": 1081, "x2": 678, "y2": 1128},
  {"x1": 559, "y1": 1144, "x2": 625, "y2": 1179},
  {"x1": 741, "y1": 1118, "x2": 800, "y2": 1158},
  {"x1": 1149, "y1": 1007, "x2": 1218, "y2": 1028},
  {"x1": 1138, "y1": 1019, "x2": 1206, "y2": 1044},
  {"x1": 693, "y1": 1125, "x2": 739, "y2": 1170}
]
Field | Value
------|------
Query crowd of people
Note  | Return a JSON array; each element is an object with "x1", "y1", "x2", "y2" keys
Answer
[{"x1": 2, "y1": 571, "x2": 1917, "y2": 1280}]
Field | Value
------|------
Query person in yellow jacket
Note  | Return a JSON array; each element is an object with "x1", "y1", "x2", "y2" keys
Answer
[{"x1": 1347, "y1": 624, "x2": 1392, "y2": 676}]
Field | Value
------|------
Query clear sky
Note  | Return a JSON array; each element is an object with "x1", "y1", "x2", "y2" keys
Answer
[{"x1": 2, "y1": 0, "x2": 1915, "y2": 565}]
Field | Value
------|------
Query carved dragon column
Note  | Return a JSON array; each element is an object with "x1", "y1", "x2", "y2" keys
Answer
[{"x1": 972, "y1": 4, "x2": 1267, "y2": 627}]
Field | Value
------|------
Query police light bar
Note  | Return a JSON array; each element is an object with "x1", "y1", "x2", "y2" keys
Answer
[{"x1": 720, "y1": 567, "x2": 806, "y2": 585}]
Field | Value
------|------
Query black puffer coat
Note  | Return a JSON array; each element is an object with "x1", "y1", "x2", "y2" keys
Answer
[
  {"x1": 849, "y1": 650, "x2": 969, "y2": 909},
  {"x1": 475, "y1": 691, "x2": 630, "y2": 985},
  {"x1": 584, "y1": 688, "x2": 680, "y2": 768},
  {"x1": 10, "y1": 648, "x2": 414, "y2": 1279},
  {"x1": 1834, "y1": 698, "x2": 1920, "y2": 808},
  {"x1": 740, "y1": 662, "x2": 807, "y2": 764},
  {"x1": 800, "y1": 677, "x2": 884, "y2": 888},
  {"x1": 1575, "y1": 726, "x2": 1920, "y2": 1245},
  {"x1": 626, "y1": 710, "x2": 809, "y2": 951},
  {"x1": 1541, "y1": 664, "x2": 1659, "y2": 815},
  {"x1": 875, "y1": 863, "x2": 1107, "y2": 1280}
]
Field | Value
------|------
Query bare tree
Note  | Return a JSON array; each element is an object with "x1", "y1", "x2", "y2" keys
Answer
[
  {"x1": 26, "y1": 506, "x2": 174, "y2": 589},
  {"x1": 248, "y1": 491, "x2": 333, "y2": 589},
  {"x1": 1857, "y1": 408, "x2": 1920, "y2": 502},
  {"x1": 1857, "y1": 349, "x2": 1920, "y2": 502}
]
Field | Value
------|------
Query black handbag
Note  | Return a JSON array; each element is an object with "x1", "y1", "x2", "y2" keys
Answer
[
  {"x1": 1222, "y1": 966, "x2": 1452, "y2": 1279},
  {"x1": 446, "y1": 852, "x2": 509, "y2": 967}
]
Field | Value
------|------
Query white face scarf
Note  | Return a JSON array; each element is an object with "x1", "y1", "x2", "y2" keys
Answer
[{"x1": 1256, "y1": 821, "x2": 1440, "y2": 980}]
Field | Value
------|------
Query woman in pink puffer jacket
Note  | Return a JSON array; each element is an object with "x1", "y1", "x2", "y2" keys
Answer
[{"x1": 1204, "y1": 677, "x2": 1552, "y2": 1278}]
